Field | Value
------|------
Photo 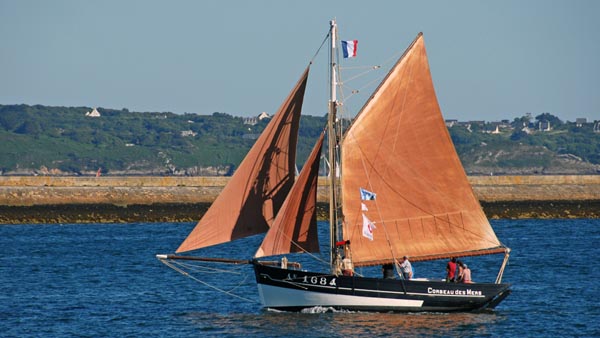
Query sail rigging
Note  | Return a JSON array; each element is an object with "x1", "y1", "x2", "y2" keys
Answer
[
  {"x1": 255, "y1": 131, "x2": 324, "y2": 258},
  {"x1": 341, "y1": 34, "x2": 506, "y2": 267},
  {"x1": 176, "y1": 67, "x2": 310, "y2": 253}
]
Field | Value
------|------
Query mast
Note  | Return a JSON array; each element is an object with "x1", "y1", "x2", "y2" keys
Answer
[{"x1": 328, "y1": 20, "x2": 339, "y2": 270}]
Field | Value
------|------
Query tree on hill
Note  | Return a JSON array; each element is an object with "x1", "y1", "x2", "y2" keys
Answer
[
  {"x1": 511, "y1": 115, "x2": 532, "y2": 129},
  {"x1": 15, "y1": 120, "x2": 42, "y2": 136},
  {"x1": 535, "y1": 112, "x2": 562, "y2": 126}
]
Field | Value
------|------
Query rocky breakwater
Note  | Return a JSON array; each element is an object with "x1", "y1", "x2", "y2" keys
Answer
[
  {"x1": 0, "y1": 176, "x2": 227, "y2": 223},
  {"x1": 1, "y1": 175, "x2": 599, "y2": 223},
  {"x1": 470, "y1": 175, "x2": 600, "y2": 219}
]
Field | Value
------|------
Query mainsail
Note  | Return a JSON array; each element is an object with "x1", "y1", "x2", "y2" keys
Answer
[
  {"x1": 176, "y1": 67, "x2": 310, "y2": 253},
  {"x1": 255, "y1": 132, "x2": 324, "y2": 258},
  {"x1": 341, "y1": 34, "x2": 506, "y2": 266}
]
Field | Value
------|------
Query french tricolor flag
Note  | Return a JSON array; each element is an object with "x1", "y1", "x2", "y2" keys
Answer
[{"x1": 341, "y1": 40, "x2": 358, "y2": 58}]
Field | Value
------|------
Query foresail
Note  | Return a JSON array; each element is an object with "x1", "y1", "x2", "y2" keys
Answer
[
  {"x1": 341, "y1": 34, "x2": 505, "y2": 266},
  {"x1": 176, "y1": 67, "x2": 310, "y2": 253},
  {"x1": 255, "y1": 131, "x2": 324, "y2": 258}
]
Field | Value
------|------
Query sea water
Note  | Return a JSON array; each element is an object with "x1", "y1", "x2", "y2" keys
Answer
[{"x1": 0, "y1": 219, "x2": 599, "y2": 337}]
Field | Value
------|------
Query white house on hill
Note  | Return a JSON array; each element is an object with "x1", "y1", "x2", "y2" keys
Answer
[
  {"x1": 85, "y1": 108, "x2": 101, "y2": 117},
  {"x1": 243, "y1": 112, "x2": 271, "y2": 125}
]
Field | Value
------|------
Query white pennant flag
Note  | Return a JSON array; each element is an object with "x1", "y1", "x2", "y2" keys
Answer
[
  {"x1": 362, "y1": 214, "x2": 376, "y2": 241},
  {"x1": 361, "y1": 202, "x2": 368, "y2": 211}
]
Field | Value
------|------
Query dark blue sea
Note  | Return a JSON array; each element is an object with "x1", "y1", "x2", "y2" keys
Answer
[{"x1": 1, "y1": 219, "x2": 599, "y2": 337}]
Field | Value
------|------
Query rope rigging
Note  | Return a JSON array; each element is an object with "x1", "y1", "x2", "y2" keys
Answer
[{"x1": 159, "y1": 258, "x2": 259, "y2": 304}]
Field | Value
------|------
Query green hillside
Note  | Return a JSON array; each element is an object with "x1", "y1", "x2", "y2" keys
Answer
[
  {"x1": 0, "y1": 104, "x2": 325, "y2": 175},
  {"x1": 0, "y1": 104, "x2": 598, "y2": 175}
]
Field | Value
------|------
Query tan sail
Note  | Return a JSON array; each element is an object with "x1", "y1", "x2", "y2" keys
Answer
[
  {"x1": 341, "y1": 34, "x2": 505, "y2": 266},
  {"x1": 176, "y1": 67, "x2": 310, "y2": 253},
  {"x1": 255, "y1": 132, "x2": 324, "y2": 258}
]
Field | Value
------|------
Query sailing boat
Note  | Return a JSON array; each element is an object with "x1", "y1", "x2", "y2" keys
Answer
[{"x1": 158, "y1": 20, "x2": 511, "y2": 312}]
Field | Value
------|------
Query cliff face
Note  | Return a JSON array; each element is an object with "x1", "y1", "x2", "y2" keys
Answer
[{"x1": 1, "y1": 176, "x2": 599, "y2": 223}]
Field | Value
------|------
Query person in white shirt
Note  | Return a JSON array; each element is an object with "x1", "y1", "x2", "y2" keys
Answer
[{"x1": 399, "y1": 256, "x2": 413, "y2": 280}]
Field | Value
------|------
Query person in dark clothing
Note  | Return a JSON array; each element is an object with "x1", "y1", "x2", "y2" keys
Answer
[
  {"x1": 456, "y1": 260, "x2": 465, "y2": 282},
  {"x1": 382, "y1": 263, "x2": 395, "y2": 279}
]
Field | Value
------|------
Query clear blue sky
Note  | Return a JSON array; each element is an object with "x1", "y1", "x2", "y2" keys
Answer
[{"x1": 1, "y1": 0, "x2": 598, "y2": 122}]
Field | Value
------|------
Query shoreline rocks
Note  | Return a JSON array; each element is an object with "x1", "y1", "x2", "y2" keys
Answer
[{"x1": 1, "y1": 175, "x2": 599, "y2": 224}]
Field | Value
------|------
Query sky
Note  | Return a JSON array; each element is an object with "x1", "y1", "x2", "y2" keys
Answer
[{"x1": 1, "y1": 0, "x2": 598, "y2": 122}]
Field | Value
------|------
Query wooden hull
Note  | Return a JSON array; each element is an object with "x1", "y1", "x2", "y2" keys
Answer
[{"x1": 253, "y1": 262, "x2": 511, "y2": 312}]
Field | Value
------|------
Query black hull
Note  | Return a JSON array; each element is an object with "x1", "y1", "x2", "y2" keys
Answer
[{"x1": 253, "y1": 262, "x2": 510, "y2": 312}]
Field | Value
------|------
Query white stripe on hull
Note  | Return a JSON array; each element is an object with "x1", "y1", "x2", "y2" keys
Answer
[{"x1": 257, "y1": 283, "x2": 424, "y2": 309}]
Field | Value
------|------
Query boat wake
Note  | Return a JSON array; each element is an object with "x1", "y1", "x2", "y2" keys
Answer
[
  {"x1": 265, "y1": 306, "x2": 355, "y2": 314},
  {"x1": 300, "y1": 306, "x2": 355, "y2": 314}
]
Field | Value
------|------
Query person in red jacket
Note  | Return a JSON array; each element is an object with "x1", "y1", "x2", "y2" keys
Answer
[{"x1": 446, "y1": 257, "x2": 457, "y2": 282}]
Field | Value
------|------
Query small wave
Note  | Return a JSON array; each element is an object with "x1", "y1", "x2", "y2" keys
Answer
[{"x1": 300, "y1": 306, "x2": 354, "y2": 314}]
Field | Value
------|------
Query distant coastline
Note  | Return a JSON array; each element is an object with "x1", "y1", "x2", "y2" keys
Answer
[
  {"x1": 2, "y1": 104, "x2": 600, "y2": 178},
  {"x1": 1, "y1": 175, "x2": 599, "y2": 223}
]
